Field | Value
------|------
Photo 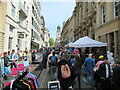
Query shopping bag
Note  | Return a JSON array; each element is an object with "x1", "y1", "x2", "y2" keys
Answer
[
  {"x1": 18, "y1": 64, "x2": 24, "y2": 71},
  {"x1": 10, "y1": 68, "x2": 18, "y2": 76}
]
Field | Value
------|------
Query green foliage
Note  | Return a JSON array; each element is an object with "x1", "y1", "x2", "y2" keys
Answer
[{"x1": 49, "y1": 38, "x2": 55, "y2": 47}]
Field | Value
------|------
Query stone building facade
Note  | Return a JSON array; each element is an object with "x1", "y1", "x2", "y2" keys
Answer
[
  {"x1": 31, "y1": 0, "x2": 42, "y2": 49},
  {"x1": 0, "y1": 0, "x2": 7, "y2": 55},
  {"x1": 61, "y1": 16, "x2": 74, "y2": 46},
  {"x1": 73, "y1": 2, "x2": 97, "y2": 41},
  {"x1": 4, "y1": 0, "x2": 31, "y2": 52},
  {"x1": 95, "y1": 1, "x2": 120, "y2": 60},
  {"x1": 44, "y1": 27, "x2": 50, "y2": 47},
  {"x1": 62, "y1": 1, "x2": 120, "y2": 60}
]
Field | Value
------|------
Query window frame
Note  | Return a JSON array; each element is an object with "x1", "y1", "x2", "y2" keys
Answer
[
  {"x1": 114, "y1": 1, "x2": 120, "y2": 17},
  {"x1": 102, "y1": 4, "x2": 106, "y2": 24}
]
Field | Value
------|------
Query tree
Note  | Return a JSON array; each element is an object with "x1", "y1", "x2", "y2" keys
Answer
[{"x1": 49, "y1": 37, "x2": 55, "y2": 47}]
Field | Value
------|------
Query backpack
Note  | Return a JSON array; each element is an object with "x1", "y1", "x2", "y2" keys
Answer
[
  {"x1": 50, "y1": 56, "x2": 57, "y2": 66},
  {"x1": 61, "y1": 64, "x2": 71, "y2": 78}
]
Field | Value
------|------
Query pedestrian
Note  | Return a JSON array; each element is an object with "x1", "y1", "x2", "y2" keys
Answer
[
  {"x1": 42, "y1": 51, "x2": 48, "y2": 69},
  {"x1": 32, "y1": 51, "x2": 36, "y2": 62},
  {"x1": 98, "y1": 57, "x2": 111, "y2": 90},
  {"x1": 73, "y1": 48, "x2": 80, "y2": 54},
  {"x1": 112, "y1": 61, "x2": 120, "y2": 90},
  {"x1": 72, "y1": 55, "x2": 82, "y2": 89},
  {"x1": 49, "y1": 51, "x2": 58, "y2": 80},
  {"x1": 57, "y1": 58, "x2": 75, "y2": 90},
  {"x1": 17, "y1": 49, "x2": 23, "y2": 60},
  {"x1": 9, "y1": 50, "x2": 19, "y2": 69},
  {"x1": 3, "y1": 52, "x2": 10, "y2": 80},
  {"x1": 69, "y1": 55, "x2": 75, "y2": 69},
  {"x1": 47, "y1": 51, "x2": 53, "y2": 67},
  {"x1": 94, "y1": 55, "x2": 104, "y2": 89},
  {"x1": 83, "y1": 53, "x2": 95, "y2": 86},
  {"x1": 23, "y1": 51, "x2": 27, "y2": 60}
]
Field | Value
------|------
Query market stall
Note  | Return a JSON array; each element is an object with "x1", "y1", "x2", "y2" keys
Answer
[{"x1": 69, "y1": 36, "x2": 107, "y2": 47}]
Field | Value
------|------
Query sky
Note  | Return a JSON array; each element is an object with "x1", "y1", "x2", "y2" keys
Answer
[{"x1": 40, "y1": 1, "x2": 76, "y2": 40}]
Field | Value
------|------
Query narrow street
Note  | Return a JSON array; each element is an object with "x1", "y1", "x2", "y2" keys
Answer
[
  {"x1": 38, "y1": 67, "x2": 95, "y2": 89},
  {"x1": 0, "y1": 0, "x2": 120, "y2": 90}
]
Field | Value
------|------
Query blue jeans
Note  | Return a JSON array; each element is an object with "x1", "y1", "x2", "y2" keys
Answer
[{"x1": 87, "y1": 71, "x2": 94, "y2": 86}]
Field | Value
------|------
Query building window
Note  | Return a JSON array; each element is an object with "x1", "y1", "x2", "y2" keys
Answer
[
  {"x1": 31, "y1": 29, "x2": 34, "y2": 37},
  {"x1": 102, "y1": 4, "x2": 106, "y2": 24},
  {"x1": 8, "y1": 37, "x2": 12, "y2": 50},
  {"x1": 115, "y1": 1, "x2": 120, "y2": 17},
  {"x1": 12, "y1": 4, "x2": 15, "y2": 17}
]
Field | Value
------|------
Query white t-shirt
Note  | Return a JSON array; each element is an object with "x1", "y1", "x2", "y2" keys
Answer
[{"x1": 106, "y1": 64, "x2": 109, "y2": 78}]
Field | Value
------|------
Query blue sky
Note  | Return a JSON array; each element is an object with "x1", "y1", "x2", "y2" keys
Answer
[{"x1": 40, "y1": 1, "x2": 75, "y2": 40}]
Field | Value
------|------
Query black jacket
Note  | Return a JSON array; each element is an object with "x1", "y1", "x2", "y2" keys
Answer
[
  {"x1": 99, "y1": 62, "x2": 111, "y2": 79},
  {"x1": 113, "y1": 65, "x2": 120, "y2": 85}
]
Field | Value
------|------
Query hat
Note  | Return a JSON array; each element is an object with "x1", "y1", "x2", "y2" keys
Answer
[
  {"x1": 103, "y1": 57, "x2": 108, "y2": 60},
  {"x1": 89, "y1": 53, "x2": 92, "y2": 56},
  {"x1": 99, "y1": 55, "x2": 104, "y2": 59}
]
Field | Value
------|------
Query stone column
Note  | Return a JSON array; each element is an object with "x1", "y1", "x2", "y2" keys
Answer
[
  {"x1": 96, "y1": 3, "x2": 101, "y2": 27},
  {"x1": 79, "y1": 7, "x2": 82, "y2": 23},
  {"x1": 88, "y1": 2, "x2": 92, "y2": 12},
  {"x1": 13, "y1": 28, "x2": 18, "y2": 51},
  {"x1": 4, "y1": 23, "x2": 9, "y2": 52},
  {"x1": 114, "y1": 31, "x2": 118, "y2": 59},
  {"x1": 83, "y1": 2, "x2": 86, "y2": 18},
  {"x1": 107, "y1": 33, "x2": 111, "y2": 52},
  {"x1": 118, "y1": 17, "x2": 120, "y2": 60}
]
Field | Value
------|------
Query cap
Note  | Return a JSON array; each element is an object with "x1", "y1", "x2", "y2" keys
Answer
[
  {"x1": 99, "y1": 55, "x2": 104, "y2": 59},
  {"x1": 89, "y1": 53, "x2": 92, "y2": 56}
]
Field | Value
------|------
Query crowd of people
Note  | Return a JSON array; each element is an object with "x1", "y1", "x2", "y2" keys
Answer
[
  {"x1": 2, "y1": 48, "x2": 32, "y2": 80},
  {"x1": 42, "y1": 47, "x2": 120, "y2": 90}
]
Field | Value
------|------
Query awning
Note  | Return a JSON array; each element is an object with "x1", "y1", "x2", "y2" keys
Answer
[
  {"x1": 70, "y1": 36, "x2": 107, "y2": 47},
  {"x1": 65, "y1": 42, "x2": 73, "y2": 47}
]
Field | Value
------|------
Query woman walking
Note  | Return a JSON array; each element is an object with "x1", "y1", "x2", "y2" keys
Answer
[{"x1": 73, "y1": 55, "x2": 82, "y2": 89}]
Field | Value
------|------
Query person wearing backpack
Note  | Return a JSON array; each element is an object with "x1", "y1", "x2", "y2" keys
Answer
[
  {"x1": 49, "y1": 51, "x2": 58, "y2": 79},
  {"x1": 57, "y1": 58, "x2": 76, "y2": 90}
]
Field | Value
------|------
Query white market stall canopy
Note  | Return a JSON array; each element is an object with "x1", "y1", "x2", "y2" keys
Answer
[
  {"x1": 65, "y1": 42, "x2": 73, "y2": 47},
  {"x1": 70, "y1": 36, "x2": 107, "y2": 47}
]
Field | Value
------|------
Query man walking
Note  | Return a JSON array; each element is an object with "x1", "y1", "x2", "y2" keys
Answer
[
  {"x1": 9, "y1": 50, "x2": 19, "y2": 69},
  {"x1": 49, "y1": 52, "x2": 58, "y2": 80},
  {"x1": 83, "y1": 53, "x2": 95, "y2": 86},
  {"x1": 99, "y1": 57, "x2": 111, "y2": 90},
  {"x1": 42, "y1": 51, "x2": 48, "y2": 69}
]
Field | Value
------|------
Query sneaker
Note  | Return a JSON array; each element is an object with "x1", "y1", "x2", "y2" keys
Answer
[{"x1": 69, "y1": 86, "x2": 73, "y2": 90}]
